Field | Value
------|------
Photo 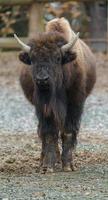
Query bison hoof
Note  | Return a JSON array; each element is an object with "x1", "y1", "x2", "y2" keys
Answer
[
  {"x1": 63, "y1": 165, "x2": 72, "y2": 172},
  {"x1": 47, "y1": 167, "x2": 54, "y2": 173},
  {"x1": 40, "y1": 167, "x2": 54, "y2": 174},
  {"x1": 63, "y1": 163, "x2": 75, "y2": 172}
]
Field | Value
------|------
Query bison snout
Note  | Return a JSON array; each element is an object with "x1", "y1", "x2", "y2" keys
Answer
[{"x1": 36, "y1": 75, "x2": 49, "y2": 86}]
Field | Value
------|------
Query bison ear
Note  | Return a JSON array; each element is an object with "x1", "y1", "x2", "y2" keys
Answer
[
  {"x1": 19, "y1": 52, "x2": 31, "y2": 65},
  {"x1": 62, "y1": 51, "x2": 77, "y2": 65}
]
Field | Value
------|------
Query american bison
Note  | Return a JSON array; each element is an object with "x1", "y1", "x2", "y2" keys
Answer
[{"x1": 14, "y1": 18, "x2": 96, "y2": 173}]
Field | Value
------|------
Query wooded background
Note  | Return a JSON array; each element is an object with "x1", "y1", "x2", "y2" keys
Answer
[{"x1": 0, "y1": 0, "x2": 107, "y2": 51}]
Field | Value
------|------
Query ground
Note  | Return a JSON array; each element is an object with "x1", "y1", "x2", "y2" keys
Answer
[{"x1": 0, "y1": 52, "x2": 108, "y2": 200}]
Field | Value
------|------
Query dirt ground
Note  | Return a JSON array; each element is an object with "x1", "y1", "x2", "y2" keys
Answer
[{"x1": 0, "y1": 52, "x2": 108, "y2": 200}]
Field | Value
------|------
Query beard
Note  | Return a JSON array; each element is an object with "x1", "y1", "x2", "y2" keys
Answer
[{"x1": 34, "y1": 79, "x2": 67, "y2": 129}]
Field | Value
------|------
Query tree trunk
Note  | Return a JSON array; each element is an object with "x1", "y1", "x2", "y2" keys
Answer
[
  {"x1": 84, "y1": 1, "x2": 107, "y2": 39},
  {"x1": 29, "y1": 2, "x2": 44, "y2": 38}
]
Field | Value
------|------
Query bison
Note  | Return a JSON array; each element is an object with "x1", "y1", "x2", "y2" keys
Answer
[{"x1": 14, "y1": 18, "x2": 96, "y2": 173}]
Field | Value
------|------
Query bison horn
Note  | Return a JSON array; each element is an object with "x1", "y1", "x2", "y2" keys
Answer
[
  {"x1": 14, "y1": 34, "x2": 31, "y2": 53},
  {"x1": 61, "y1": 32, "x2": 79, "y2": 53}
]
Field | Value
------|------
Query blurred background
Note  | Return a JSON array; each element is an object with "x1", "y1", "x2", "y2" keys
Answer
[{"x1": 0, "y1": 0, "x2": 107, "y2": 51}]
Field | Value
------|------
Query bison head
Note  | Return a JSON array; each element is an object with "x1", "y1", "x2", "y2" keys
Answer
[{"x1": 14, "y1": 32, "x2": 79, "y2": 92}]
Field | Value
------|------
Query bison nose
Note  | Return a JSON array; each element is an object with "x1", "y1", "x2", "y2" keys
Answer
[{"x1": 36, "y1": 75, "x2": 49, "y2": 85}]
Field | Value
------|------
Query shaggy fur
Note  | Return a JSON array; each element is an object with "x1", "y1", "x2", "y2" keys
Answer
[{"x1": 19, "y1": 18, "x2": 96, "y2": 172}]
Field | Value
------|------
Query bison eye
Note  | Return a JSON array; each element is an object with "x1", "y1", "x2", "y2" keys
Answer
[{"x1": 55, "y1": 55, "x2": 61, "y2": 64}]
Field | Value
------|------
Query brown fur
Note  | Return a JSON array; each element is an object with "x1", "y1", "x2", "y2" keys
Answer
[
  {"x1": 19, "y1": 18, "x2": 96, "y2": 172},
  {"x1": 46, "y1": 18, "x2": 96, "y2": 96},
  {"x1": 20, "y1": 66, "x2": 34, "y2": 105}
]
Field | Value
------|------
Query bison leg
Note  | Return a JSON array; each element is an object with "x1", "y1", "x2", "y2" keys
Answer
[
  {"x1": 61, "y1": 103, "x2": 83, "y2": 171},
  {"x1": 40, "y1": 136, "x2": 59, "y2": 173},
  {"x1": 61, "y1": 133, "x2": 76, "y2": 172},
  {"x1": 38, "y1": 118, "x2": 59, "y2": 173},
  {"x1": 20, "y1": 67, "x2": 34, "y2": 105}
]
